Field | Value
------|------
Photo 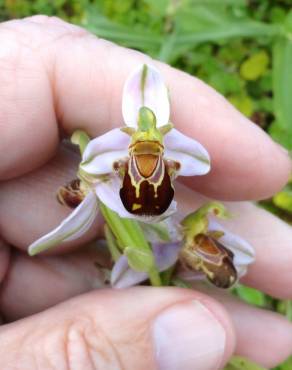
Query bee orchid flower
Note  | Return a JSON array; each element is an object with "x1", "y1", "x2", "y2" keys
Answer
[
  {"x1": 28, "y1": 63, "x2": 210, "y2": 256},
  {"x1": 111, "y1": 203, "x2": 255, "y2": 289},
  {"x1": 178, "y1": 202, "x2": 255, "y2": 288},
  {"x1": 80, "y1": 63, "x2": 210, "y2": 220}
]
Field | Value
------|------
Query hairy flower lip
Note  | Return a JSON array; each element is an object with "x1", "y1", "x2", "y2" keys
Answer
[
  {"x1": 94, "y1": 174, "x2": 177, "y2": 222},
  {"x1": 177, "y1": 216, "x2": 255, "y2": 286}
]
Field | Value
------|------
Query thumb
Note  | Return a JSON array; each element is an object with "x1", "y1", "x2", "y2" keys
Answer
[{"x1": 0, "y1": 287, "x2": 235, "y2": 370}]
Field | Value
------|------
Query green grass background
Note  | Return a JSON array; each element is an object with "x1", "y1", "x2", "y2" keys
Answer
[{"x1": 0, "y1": 0, "x2": 291, "y2": 368}]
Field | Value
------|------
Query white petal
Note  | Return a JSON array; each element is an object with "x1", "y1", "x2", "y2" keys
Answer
[
  {"x1": 111, "y1": 255, "x2": 148, "y2": 288},
  {"x1": 95, "y1": 175, "x2": 177, "y2": 223},
  {"x1": 163, "y1": 216, "x2": 183, "y2": 242},
  {"x1": 28, "y1": 192, "x2": 99, "y2": 255},
  {"x1": 153, "y1": 242, "x2": 181, "y2": 270},
  {"x1": 140, "y1": 217, "x2": 182, "y2": 243},
  {"x1": 122, "y1": 64, "x2": 170, "y2": 127},
  {"x1": 111, "y1": 242, "x2": 180, "y2": 288},
  {"x1": 208, "y1": 218, "x2": 255, "y2": 270},
  {"x1": 95, "y1": 175, "x2": 135, "y2": 219},
  {"x1": 151, "y1": 200, "x2": 177, "y2": 223},
  {"x1": 164, "y1": 129, "x2": 210, "y2": 176},
  {"x1": 235, "y1": 265, "x2": 248, "y2": 278},
  {"x1": 81, "y1": 128, "x2": 129, "y2": 175}
]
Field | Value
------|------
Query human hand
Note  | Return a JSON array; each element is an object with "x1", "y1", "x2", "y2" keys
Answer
[{"x1": 0, "y1": 16, "x2": 292, "y2": 370}]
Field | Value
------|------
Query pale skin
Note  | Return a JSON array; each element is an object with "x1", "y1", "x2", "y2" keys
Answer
[{"x1": 0, "y1": 16, "x2": 291, "y2": 370}]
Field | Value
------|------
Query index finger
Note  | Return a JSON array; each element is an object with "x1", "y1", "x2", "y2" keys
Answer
[{"x1": 0, "y1": 16, "x2": 290, "y2": 200}]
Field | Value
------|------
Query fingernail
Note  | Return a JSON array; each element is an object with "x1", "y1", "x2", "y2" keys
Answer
[{"x1": 153, "y1": 300, "x2": 226, "y2": 370}]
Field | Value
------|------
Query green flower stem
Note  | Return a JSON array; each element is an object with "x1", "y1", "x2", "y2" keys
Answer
[
  {"x1": 160, "y1": 265, "x2": 175, "y2": 286},
  {"x1": 104, "y1": 224, "x2": 121, "y2": 262},
  {"x1": 99, "y1": 202, "x2": 162, "y2": 287},
  {"x1": 148, "y1": 268, "x2": 163, "y2": 287},
  {"x1": 99, "y1": 202, "x2": 137, "y2": 249}
]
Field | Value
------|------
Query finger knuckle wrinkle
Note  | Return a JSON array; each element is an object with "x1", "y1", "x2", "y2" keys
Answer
[{"x1": 63, "y1": 318, "x2": 124, "y2": 370}]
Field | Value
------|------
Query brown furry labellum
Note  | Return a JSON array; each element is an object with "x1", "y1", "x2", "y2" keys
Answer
[
  {"x1": 180, "y1": 233, "x2": 237, "y2": 289},
  {"x1": 116, "y1": 140, "x2": 179, "y2": 216}
]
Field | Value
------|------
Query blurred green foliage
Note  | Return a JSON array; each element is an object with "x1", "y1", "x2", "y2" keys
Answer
[
  {"x1": 225, "y1": 356, "x2": 266, "y2": 370},
  {"x1": 2, "y1": 0, "x2": 291, "y2": 145},
  {"x1": 0, "y1": 0, "x2": 291, "y2": 368}
]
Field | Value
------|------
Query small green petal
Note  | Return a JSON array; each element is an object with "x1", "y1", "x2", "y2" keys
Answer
[
  {"x1": 124, "y1": 246, "x2": 155, "y2": 272},
  {"x1": 181, "y1": 202, "x2": 229, "y2": 246},
  {"x1": 71, "y1": 130, "x2": 90, "y2": 155}
]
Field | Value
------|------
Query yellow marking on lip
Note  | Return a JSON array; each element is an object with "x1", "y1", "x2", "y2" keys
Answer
[{"x1": 132, "y1": 203, "x2": 142, "y2": 211}]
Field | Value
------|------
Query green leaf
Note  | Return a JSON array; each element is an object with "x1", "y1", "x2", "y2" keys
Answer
[
  {"x1": 176, "y1": 22, "x2": 280, "y2": 46},
  {"x1": 233, "y1": 284, "x2": 266, "y2": 307},
  {"x1": 276, "y1": 356, "x2": 292, "y2": 370},
  {"x1": 240, "y1": 51, "x2": 269, "y2": 81},
  {"x1": 255, "y1": 97, "x2": 273, "y2": 114},
  {"x1": 224, "y1": 356, "x2": 267, "y2": 370},
  {"x1": 270, "y1": 36, "x2": 292, "y2": 149},
  {"x1": 228, "y1": 95, "x2": 254, "y2": 117},
  {"x1": 143, "y1": 0, "x2": 169, "y2": 17},
  {"x1": 273, "y1": 189, "x2": 292, "y2": 213},
  {"x1": 157, "y1": 31, "x2": 178, "y2": 62},
  {"x1": 270, "y1": 6, "x2": 286, "y2": 24},
  {"x1": 284, "y1": 10, "x2": 292, "y2": 34},
  {"x1": 124, "y1": 247, "x2": 155, "y2": 272},
  {"x1": 269, "y1": 121, "x2": 292, "y2": 149},
  {"x1": 208, "y1": 69, "x2": 243, "y2": 95},
  {"x1": 84, "y1": 9, "x2": 162, "y2": 50}
]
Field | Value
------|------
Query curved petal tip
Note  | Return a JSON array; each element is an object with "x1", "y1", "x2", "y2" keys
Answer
[
  {"x1": 122, "y1": 64, "x2": 170, "y2": 128},
  {"x1": 28, "y1": 192, "x2": 98, "y2": 256}
]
